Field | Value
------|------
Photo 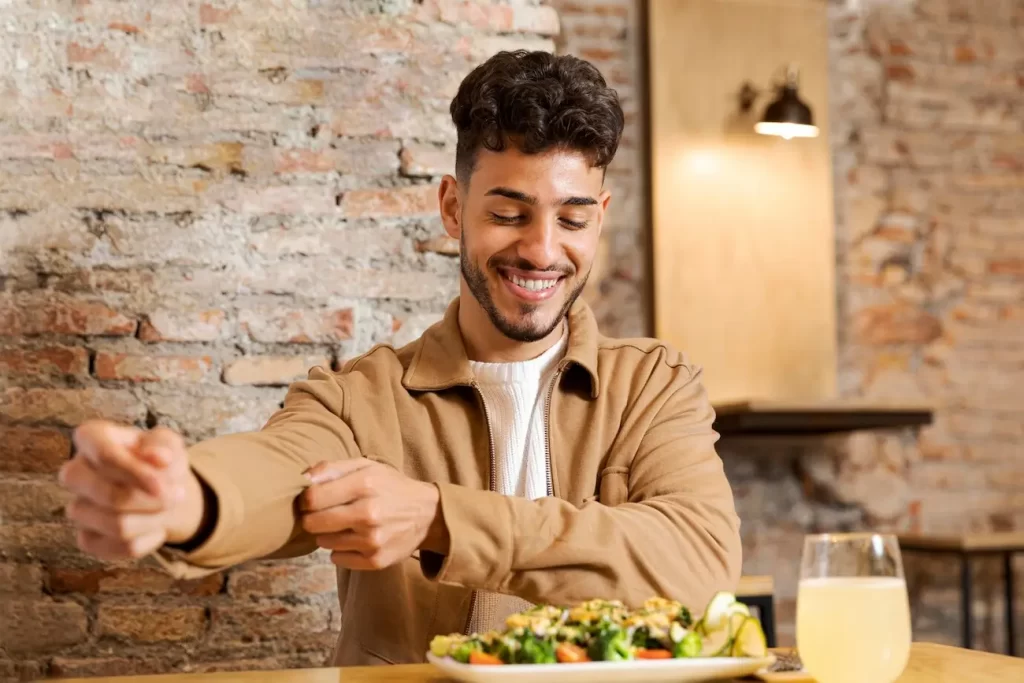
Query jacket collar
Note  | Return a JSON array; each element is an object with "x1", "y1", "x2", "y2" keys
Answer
[{"x1": 402, "y1": 297, "x2": 600, "y2": 398}]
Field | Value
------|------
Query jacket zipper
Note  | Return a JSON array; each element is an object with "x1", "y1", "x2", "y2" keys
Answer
[
  {"x1": 543, "y1": 364, "x2": 565, "y2": 497},
  {"x1": 463, "y1": 381, "x2": 497, "y2": 635}
]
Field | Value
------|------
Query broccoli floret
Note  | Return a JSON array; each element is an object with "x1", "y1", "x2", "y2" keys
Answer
[
  {"x1": 673, "y1": 631, "x2": 702, "y2": 658},
  {"x1": 676, "y1": 606, "x2": 693, "y2": 628},
  {"x1": 516, "y1": 633, "x2": 556, "y2": 664},
  {"x1": 587, "y1": 626, "x2": 633, "y2": 661}
]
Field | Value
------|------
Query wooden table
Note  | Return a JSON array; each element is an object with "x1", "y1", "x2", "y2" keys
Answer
[
  {"x1": 59, "y1": 643, "x2": 1024, "y2": 683},
  {"x1": 899, "y1": 532, "x2": 1024, "y2": 655}
]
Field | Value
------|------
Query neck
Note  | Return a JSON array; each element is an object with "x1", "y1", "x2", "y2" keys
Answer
[{"x1": 458, "y1": 286, "x2": 565, "y2": 363}]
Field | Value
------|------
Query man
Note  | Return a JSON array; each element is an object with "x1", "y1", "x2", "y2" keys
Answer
[{"x1": 59, "y1": 50, "x2": 741, "y2": 666}]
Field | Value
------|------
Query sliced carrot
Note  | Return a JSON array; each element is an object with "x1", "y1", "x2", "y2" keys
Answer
[
  {"x1": 636, "y1": 648, "x2": 672, "y2": 660},
  {"x1": 555, "y1": 642, "x2": 591, "y2": 663},
  {"x1": 469, "y1": 651, "x2": 504, "y2": 665}
]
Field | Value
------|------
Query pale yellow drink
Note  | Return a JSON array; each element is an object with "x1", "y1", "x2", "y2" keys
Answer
[{"x1": 797, "y1": 577, "x2": 911, "y2": 683}]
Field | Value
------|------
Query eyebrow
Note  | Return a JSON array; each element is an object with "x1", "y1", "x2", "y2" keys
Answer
[{"x1": 485, "y1": 186, "x2": 598, "y2": 207}]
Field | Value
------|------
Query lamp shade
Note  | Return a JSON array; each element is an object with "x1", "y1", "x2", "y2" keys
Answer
[{"x1": 754, "y1": 66, "x2": 819, "y2": 140}]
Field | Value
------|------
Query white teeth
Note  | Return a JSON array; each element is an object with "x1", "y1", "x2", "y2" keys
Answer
[{"x1": 509, "y1": 274, "x2": 558, "y2": 291}]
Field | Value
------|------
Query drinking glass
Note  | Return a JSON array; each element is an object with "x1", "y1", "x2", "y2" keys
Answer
[{"x1": 796, "y1": 533, "x2": 912, "y2": 683}]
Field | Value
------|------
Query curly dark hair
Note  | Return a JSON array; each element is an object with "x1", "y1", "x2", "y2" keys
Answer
[{"x1": 450, "y1": 50, "x2": 625, "y2": 181}]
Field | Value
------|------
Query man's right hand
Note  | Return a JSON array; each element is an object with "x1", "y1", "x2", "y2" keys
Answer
[{"x1": 60, "y1": 421, "x2": 206, "y2": 560}]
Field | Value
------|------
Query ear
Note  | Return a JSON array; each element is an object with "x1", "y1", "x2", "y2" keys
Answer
[
  {"x1": 595, "y1": 189, "x2": 612, "y2": 238},
  {"x1": 438, "y1": 175, "x2": 462, "y2": 240}
]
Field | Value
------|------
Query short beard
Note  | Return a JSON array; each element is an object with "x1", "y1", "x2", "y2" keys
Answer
[{"x1": 460, "y1": 232, "x2": 588, "y2": 343}]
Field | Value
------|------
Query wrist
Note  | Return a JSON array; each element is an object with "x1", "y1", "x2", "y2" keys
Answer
[
  {"x1": 165, "y1": 471, "x2": 206, "y2": 545},
  {"x1": 418, "y1": 482, "x2": 449, "y2": 554}
]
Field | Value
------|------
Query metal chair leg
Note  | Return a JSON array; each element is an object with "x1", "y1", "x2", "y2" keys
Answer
[
  {"x1": 1005, "y1": 552, "x2": 1016, "y2": 657},
  {"x1": 962, "y1": 553, "x2": 973, "y2": 650}
]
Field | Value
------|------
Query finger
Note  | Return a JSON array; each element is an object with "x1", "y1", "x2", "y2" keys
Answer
[
  {"x1": 65, "y1": 498, "x2": 167, "y2": 539},
  {"x1": 313, "y1": 527, "x2": 388, "y2": 554},
  {"x1": 74, "y1": 422, "x2": 164, "y2": 498},
  {"x1": 135, "y1": 427, "x2": 187, "y2": 471},
  {"x1": 59, "y1": 458, "x2": 166, "y2": 513},
  {"x1": 300, "y1": 473, "x2": 375, "y2": 513},
  {"x1": 330, "y1": 550, "x2": 390, "y2": 571},
  {"x1": 76, "y1": 528, "x2": 166, "y2": 561},
  {"x1": 304, "y1": 458, "x2": 373, "y2": 485}
]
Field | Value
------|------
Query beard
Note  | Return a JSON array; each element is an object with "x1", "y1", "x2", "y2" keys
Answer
[{"x1": 460, "y1": 232, "x2": 588, "y2": 343}]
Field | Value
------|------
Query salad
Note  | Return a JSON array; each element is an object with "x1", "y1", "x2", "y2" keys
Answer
[{"x1": 429, "y1": 591, "x2": 766, "y2": 665}]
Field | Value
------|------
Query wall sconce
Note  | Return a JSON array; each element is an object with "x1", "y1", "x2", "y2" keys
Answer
[{"x1": 739, "y1": 64, "x2": 819, "y2": 140}]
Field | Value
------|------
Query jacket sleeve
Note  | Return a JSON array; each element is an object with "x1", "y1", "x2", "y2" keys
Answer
[
  {"x1": 420, "y1": 363, "x2": 742, "y2": 611},
  {"x1": 152, "y1": 367, "x2": 360, "y2": 579}
]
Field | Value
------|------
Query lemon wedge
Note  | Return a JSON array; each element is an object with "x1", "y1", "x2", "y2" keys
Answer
[{"x1": 730, "y1": 617, "x2": 768, "y2": 658}]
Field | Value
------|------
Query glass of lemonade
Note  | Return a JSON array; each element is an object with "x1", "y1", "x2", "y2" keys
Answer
[{"x1": 796, "y1": 533, "x2": 911, "y2": 683}]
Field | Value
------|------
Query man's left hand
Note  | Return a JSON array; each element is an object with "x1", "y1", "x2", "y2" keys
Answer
[{"x1": 300, "y1": 459, "x2": 448, "y2": 570}]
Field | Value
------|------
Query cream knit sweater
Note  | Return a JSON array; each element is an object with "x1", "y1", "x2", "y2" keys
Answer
[{"x1": 465, "y1": 332, "x2": 567, "y2": 634}]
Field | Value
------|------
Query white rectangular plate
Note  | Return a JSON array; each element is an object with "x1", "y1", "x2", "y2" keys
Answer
[{"x1": 426, "y1": 653, "x2": 776, "y2": 683}]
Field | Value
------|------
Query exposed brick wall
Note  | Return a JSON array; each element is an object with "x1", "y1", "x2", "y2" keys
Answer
[
  {"x1": 0, "y1": 0, "x2": 566, "y2": 677},
  {"x1": 5, "y1": 0, "x2": 1022, "y2": 676}
]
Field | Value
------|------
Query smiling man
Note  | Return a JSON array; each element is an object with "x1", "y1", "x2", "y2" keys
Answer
[{"x1": 59, "y1": 51, "x2": 741, "y2": 666}]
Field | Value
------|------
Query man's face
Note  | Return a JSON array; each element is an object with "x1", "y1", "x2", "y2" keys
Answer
[{"x1": 439, "y1": 146, "x2": 610, "y2": 343}]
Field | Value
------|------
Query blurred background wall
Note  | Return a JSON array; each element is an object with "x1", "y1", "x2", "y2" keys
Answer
[{"x1": 1, "y1": 0, "x2": 1023, "y2": 678}]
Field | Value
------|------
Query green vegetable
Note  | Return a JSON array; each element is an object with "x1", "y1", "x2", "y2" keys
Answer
[
  {"x1": 631, "y1": 626, "x2": 650, "y2": 648},
  {"x1": 451, "y1": 639, "x2": 485, "y2": 664},
  {"x1": 587, "y1": 626, "x2": 633, "y2": 661},
  {"x1": 673, "y1": 631, "x2": 702, "y2": 658},
  {"x1": 676, "y1": 606, "x2": 694, "y2": 628},
  {"x1": 515, "y1": 633, "x2": 556, "y2": 664}
]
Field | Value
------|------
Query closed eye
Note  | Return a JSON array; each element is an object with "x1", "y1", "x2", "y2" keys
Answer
[
  {"x1": 490, "y1": 213, "x2": 524, "y2": 224},
  {"x1": 560, "y1": 217, "x2": 589, "y2": 230}
]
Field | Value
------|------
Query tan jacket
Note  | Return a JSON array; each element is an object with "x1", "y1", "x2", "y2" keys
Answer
[{"x1": 155, "y1": 298, "x2": 742, "y2": 666}]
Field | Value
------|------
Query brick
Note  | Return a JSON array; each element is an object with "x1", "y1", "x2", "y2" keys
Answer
[
  {"x1": 227, "y1": 565, "x2": 337, "y2": 597},
  {"x1": 50, "y1": 657, "x2": 181, "y2": 679},
  {"x1": 49, "y1": 567, "x2": 224, "y2": 596},
  {"x1": 209, "y1": 603, "x2": 331, "y2": 645},
  {"x1": 0, "y1": 479, "x2": 70, "y2": 522},
  {"x1": 417, "y1": 235, "x2": 460, "y2": 256},
  {"x1": 0, "y1": 296, "x2": 135, "y2": 337},
  {"x1": 147, "y1": 388, "x2": 284, "y2": 440},
  {"x1": 0, "y1": 425, "x2": 71, "y2": 473},
  {"x1": 0, "y1": 524, "x2": 91, "y2": 566},
  {"x1": 338, "y1": 185, "x2": 437, "y2": 218},
  {"x1": 240, "y1": 308, "x2": 354, "y2": 344},
  {"x1": 0, "y1": 599, "x2": 89, "y2": 652},
  {"x1": 223, "y1": 355, "x2": 331, "y2": 386},
  {"x1": 853, "y1": 304, "x2": 943, "y2": 345},
  {"x1": 139, "y1": 309, "x2": 228, "y2": 342},
  {"x1": 0, "y1": 387, "x2": 145, "y2": 426},
  {"x1": 0, "y1": 660, "x2": 45, "y2": 682},
  {"x1": 98, "y1": 605, "x2": 207, "y2": 643},
  {"x1": 213, "y1": 184, "x2": 340, "y2": 215},
  {"x1": 148, "y1": 141, "x2": 244, "y2": 174},
  {"x1": 0, "y1": 345, "x2": 90, "y2": 379},
  {"x1": 245, "y1": 140, "x2": 400, "y2": 177},
  {"x1": 192, "y1": 654, "x2": 328, "y2": 674},
  {"x1": 400, "y1": 142, "x2": 453, "y2": 177},
  {"x1": 0, "y1": 563, "x2": 43, "y2": 594},
  {"x1": 94, "y1": 352, "x2": 214, "y2": 382}
]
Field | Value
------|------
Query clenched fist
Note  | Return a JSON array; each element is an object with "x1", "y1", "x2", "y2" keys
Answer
[
  {"x1": 301, "y1": 458, "x2": 449, "y2": 571},
  {"x1": 60, "y1": 421, "x2": 206, "y2": 560}
]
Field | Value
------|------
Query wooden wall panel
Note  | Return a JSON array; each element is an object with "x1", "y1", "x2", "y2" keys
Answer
[{"x1": 648, "y1": 0, "x2": 836, "y2": 403}]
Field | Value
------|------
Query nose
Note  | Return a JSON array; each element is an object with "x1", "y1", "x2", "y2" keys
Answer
[{"x1": 516, "y1": 215, "x2": 561, "y2": 270}]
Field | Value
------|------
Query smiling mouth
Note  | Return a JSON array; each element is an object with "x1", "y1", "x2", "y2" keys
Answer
[
  {"x1": 506, "y1": 272, "x2": 560, "y2": 291},
  {"x1": 497, "y1": 267, "x2": 565, "y2": 301}
]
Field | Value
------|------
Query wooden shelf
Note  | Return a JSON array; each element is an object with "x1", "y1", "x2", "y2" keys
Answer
[{"x1": 712, "y1": 400, "x2": 934, "y2": 437}]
